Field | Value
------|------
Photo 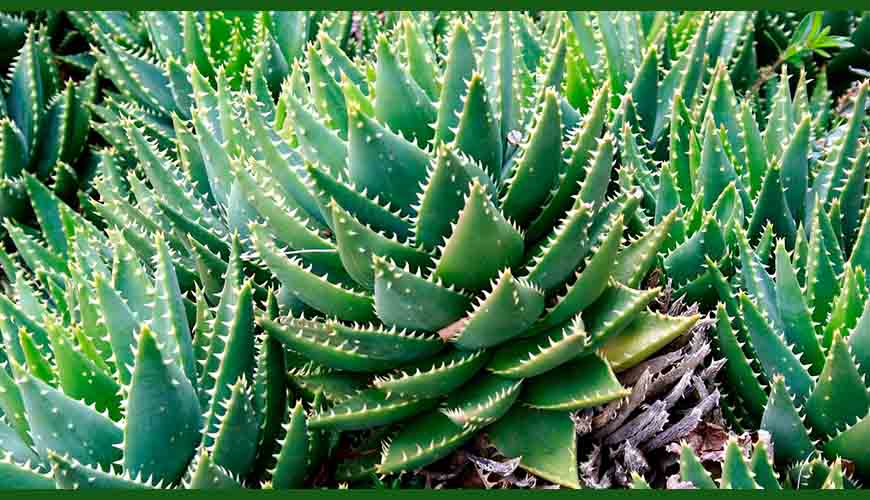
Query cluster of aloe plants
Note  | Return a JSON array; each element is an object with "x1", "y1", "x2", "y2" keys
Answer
[{"x1": 0, "y1": 10, "x2": 868, "y2": 489}]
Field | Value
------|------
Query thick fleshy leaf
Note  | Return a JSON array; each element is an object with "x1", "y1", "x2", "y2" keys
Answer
[
  {"x1": 309, "y1": 388, "x2": 437, "y2": 431},
  {"x1": 740, "y1": 294, "x2": 812, "y2": 404},
  {"x1": 374, "y1": 35, "x2": 436, "y2": 147},
  {"x1": 679, "y1": 443, "x2": 717, "y2": 489},
  {"x1": 720, "y1": 439, "x2": 760, "y2": 489},
  {"x1": 760, "y1": 376, "x2": 815, "y2": 466},
  {"x1": 599, "y1": 312, "x2": 699, "y2": 372},
  {"x1": 773, "y1": 242, "x2": 824, "y2": 374},
  {"x1": 805, "y1": 332, "x2": 870, "y2": 438},
  {"x1": 373, "y1": 255, "x2": 471, "y2": 332},
  {"x1": 13, "y1": 362, "x2": 122, "y2": 470},
  {"x1": 378, "y1": 410, "x2": 476, "y2": 474},
  {"x1": 262, "y1": 316, "x2": 442, "y2": 373},
  {"x1": 449, "y1": 269, "x2": 544, "y2": 350},
  {"x1": 373, "y1": 349, "x2": 488, "y2": 398},
  {"x1": 500, "y1": 89, "x2": 563, "y2": 225},
  {"x1": 346, "y1": 105, "x2": 429, "y2": 217},
  {"x1": 331, "y1": 200, "x2": 432, "y2": 290},
  {"x1": 521, "y1": 354, "x2": 628, "y2": 410},
  {"x1": 252, "y1": 225, "x2": 375, "y2": 322},
  {"x1": 433, "y1": 21, "x2": 475, "y2": 146}
]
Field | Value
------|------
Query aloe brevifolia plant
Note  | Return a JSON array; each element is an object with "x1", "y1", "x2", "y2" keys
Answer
[
  {"x1": 630, "y1": 436, "x2": 849, "y2": 489},
  {"x1": 1, "y1": 22, "x2": 97, "y2": 229},
  {"x1": 628, "y1": 60, "x2": 868, "y2": 305},
  {"x1": 55, "y1": 11, "x2": 707, "y2": 487},
  {"x1": 0, "y1": 179, "x2": 321, "y2": 488}
]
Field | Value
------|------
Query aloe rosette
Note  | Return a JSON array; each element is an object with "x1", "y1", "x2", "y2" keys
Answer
[{"x1": 15, "y1": 12, "x2": 708, "y2": 488}]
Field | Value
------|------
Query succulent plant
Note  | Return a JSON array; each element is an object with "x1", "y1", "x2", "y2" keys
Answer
[
  {"x1": 574, "y1": 296, "x2": 725, "y2": 489},
  {"x1": 4, "y1": 11, "x2": 713, "y2": 488},
  {"x1": 1, "y1": 21, "x2": 97, "y2": 229},
  {"x1": 630, "y1": 435, "x2": 849, "y2": 489},
  {"x1": 711, "y1": 235, "x2": 870, "y2": 478},
  {"x1": 0, "y1": 181, "x2": 324, "y2": 488},
  {"x1": 632, "y1": 67, "x2": 868, "y2": 306},
  {"x1": 1, "y1": 10, "x2": 868, "y2": 490}
]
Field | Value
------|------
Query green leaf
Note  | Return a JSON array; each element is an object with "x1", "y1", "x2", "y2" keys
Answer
[
  {"x1": 433, "y1": 180, "x2": 524, "y2": 291},
  {"x1": 525, "y1": 84, "x2": 609, "y2": 242},
  {"x1": 0, "y1": 454, "x2": 53, "y2": 488},
  {"x1": 50, "y1": 452, "x2": 154, "y2": 489},
  {"x1": 805, "y1": 331, "x2": 870, "y2": 438},
  {"x1": 331, "y1": 200, "x2": 432, "y2": 290},
  {"x1": 374, "y1": 349, "x2": 488, "y2": 398},
  {"x1": 720, "y1": 439, "x2": 760, "y2": 489},
  {"x1": 739, "y1": 294, "x2": 812, "y2": 405},
  {"x1": 269, "y1": 400, "x2": 309, "y2": 488},
  {"x1": 533, "y1": 215, "x2": 625, "y2": 332},
  {"x1": 309, "y1": 388, "x2": 437, "y2": 431},
  {"x1": 760, "y1": 375, "x2": 815, "y2": 466},
  {"x1": 433, "y1": 21, "x2": 475, "y2": 146},
  {"x1": 198, "y1": 242, "x2": 255, "y2": 447},
  {"x1": 373, "y1": 35, "x2": 436, "y2": 147},
  {"x1": 699, "y1": 116, "x2": 751, "y2": 212},
  {"x1": 413, "y1": 145, "x2": 476, "y2": 251},
  {"x1": 5, "y1": 27, "x2": 51, "y2": 152},
  {"x1": 806, "y1": 201, "x2": 840, "y2": 327},
  {"x1": 452, "y1": 73, "x2": 502, "y2": 186},
  {"x1": 45, "y1": 320, "x2": 122, "y2": 422},
  {"x1": 346, "y1": 105, "x2": 429, "y2": 217},
  {"x1": 151, "y1": 233, "x2": 196, "y2": 383},
  {"x1": 282, "y1": 91, "x2": 347, "y2": 180},
  {"x1": 92, "y1": 26, "x2": 176, "y2": 116},
  {"x1": 305, "y1": 163, "x2": 411, "y2": 242},
  {"x1": 739, "y1": 100, "x2": 767, "y2": 198},
  {"x1": 679, "y1": 443, "x2": 717, "y2": 489},
  {"x1": 372, "y1": 255, "x2": 471, "y2": 331},
  {"x1": 825, "y1": 414, "x2": 870, "y2": 477},
  {"x1": 378, "y1": 410, "x2": 476, "y2": 474},
  {"x1": 211, "y1": 377, "x2": 260, "y2": 477},
  {"x1": 612, "y1": 209, "x2": 677, "y2": 288},
  {"x1": 488, "y1": 316, "x2": 587, "y2": 378},
  {"x1": 773, "y1": 242, "x2": 824, "y2": 375},
  {"x1": 402, "y1": 16, "x2": 440, "y2": 101},
  {"x1": 600, "y1": 312, "x2": 699, "y2": 372},
  {"x1": 747, "y1": 164, "x2": 797, "y2": 247},
  {"x1": 749, "y1": 439, "x2": 781, "y2": 489},
  {"x1": 184, "y1": 451, "x2": 241, "y2": 489},
  {"x1": 251, "y1": 225, "x2": 369, "y2": 311},
  {"x1": 262, "y1": 316, "x2": 441, "y2": 373},
  {"x1": 481, "y1": 12, "x2": 519, "y2": 148},
  {"x1": 779, "y1": 116, "x2": 811, "y2": 225}
]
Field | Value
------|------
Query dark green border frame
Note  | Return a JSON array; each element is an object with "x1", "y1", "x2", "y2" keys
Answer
[{"x1": 7, "y1": 489, "x2": 870, "y2": 496}]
